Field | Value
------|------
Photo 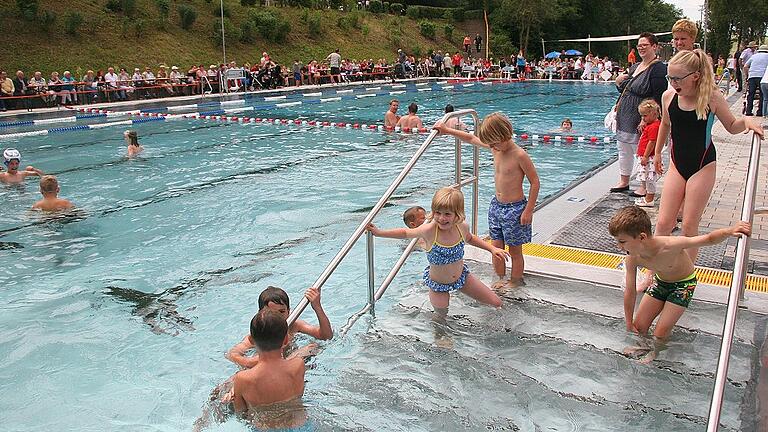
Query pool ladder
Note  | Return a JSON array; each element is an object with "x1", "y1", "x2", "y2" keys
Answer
[
  {"x1": 285, "y1": 109, "x2": 483, "y2": 335},
  {"x1": 707, "y1": 127, "x2": 765, "y2": 431}
]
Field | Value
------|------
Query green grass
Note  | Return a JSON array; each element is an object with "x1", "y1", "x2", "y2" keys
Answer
[{"x1": 1, "y1": 0, "x2": 480, "y2": 75}]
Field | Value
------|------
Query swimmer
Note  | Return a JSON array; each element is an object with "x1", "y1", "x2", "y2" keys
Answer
[
  {"x1": 443, "y1": 104, "x2": 466, "y2": 130},
  {"x1": 31, "y1": 175, "x2": 74, "y2": 212},
  {"x1": 396, "y1": 103, "x2": 424, "y2": 130},
  {"x1": 384, "y1": 99, "x2": 400, "y2": 128},
  {"x1": 232, "y1": 310, "x2": 307, "y2": 418},
  {"x1": 227, "y1": 286, "x2": 331, "y2": 368},
  {"x1": 609, "y1": 206, "x2": 750, "y2": 363},
  {"x1": 0, "y1": 148, "x2": 43, "y2": 184},
  {"x1": 403, "y1": 205, "x2": 427, "y2": 249},
  {"x1": 560, "y1": 118, "x2": 573, "y2": 132},
  {"x1": 124, "y1": 130, "x2": 144, "y2": 157}
]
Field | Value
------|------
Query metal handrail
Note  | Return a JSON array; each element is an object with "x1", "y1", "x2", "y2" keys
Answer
[
  {"x1": 287, "y1": 109, "x2": 482, "y2": 327},
  {"x1": 707, "y1": 129, "x2": 764, "y2": 431}
]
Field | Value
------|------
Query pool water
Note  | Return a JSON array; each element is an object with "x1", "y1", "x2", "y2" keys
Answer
[{"x1": 2, "y1": 81, "x2": 755, "y2": 431}]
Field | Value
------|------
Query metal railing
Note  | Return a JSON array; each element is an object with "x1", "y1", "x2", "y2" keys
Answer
[
  {"x1": 287, "y1": 109, "x2": 481, "y2": 329},
  {"x1": 707, "y1": 128, "x2": 764, "y2": 431}
]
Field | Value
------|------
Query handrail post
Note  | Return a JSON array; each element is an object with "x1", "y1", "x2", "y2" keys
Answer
[
  {"x1": 455, "y1": 136, "x2": 462, "y2": 187},
  {"x1": 366, "y1": 230, "x2": 375, "y2": 312},
  {"x1": 472, "y1": 143, "x2": 480, "y2": 235},
  {"x1": 706, "y1": 131, "x2": 762, "y2": 431}
]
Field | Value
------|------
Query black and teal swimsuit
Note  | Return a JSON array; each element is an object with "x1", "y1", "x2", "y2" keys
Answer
[{"x1": 669, "y1": 94, "x2": 716, "y2": 180}]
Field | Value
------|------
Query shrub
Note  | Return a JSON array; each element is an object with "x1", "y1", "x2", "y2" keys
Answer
[
  {"x1": 407, "y1": 5, "x2": 450, "y2": 19},
  {"x1": 490, "y1": 33, "x2": 516, "y2": 58},
  {"x1": 132, "y1": 17, "x2": 146, "y2": 38},
  {"x1": 38, "y1": 10, "x2": 56, "y2": 32},
  {"x1": 155, "y1": 0, "x2": 170, "y2": 23},
  {"x1": 212, "y1": 1, "x2": 231, "y2": 18},
  {"x1": 213, "y1": 18, "x2": 240, "y2": 46},
  {"x1": 382, "y1": 2, "x2": 389, "y2": 13},
  {"x1": 241, "y1": 0, "x2": 257, "y2": 5},
  {"x1": 105, "y1": 0, "x2": 121, "y2": 13},
  {"x1": 418, "y1": 20, "x2": 436, "y2": 40},
  {"x1": 443, "y1": 23, "x2": 453, "y2": 42},
  {"x1": 178, "y1": 4, "x2": 197, "y2": 29},
  {"x1": 361, "y1": 23, "x2": 369, "y2": 37},
  {"x1": 389, "y1": 2, "x2": 403, "y2": 14},
  {"x1": 369, "y1": 0, "x2": 383, "y2": 13},
  {"x1": 64, "y1": 11, "x2": 84, "y2": 35},
  {"x1": 411, "y1": 46, "x2": 422, "y2": 57},
  {"x1": 444, "y1": 8, "x2": 464, "y2": 22},
  {"x1": 406, "y1": 6, "x2": 418, "y2": 20},
  {"x1": 248, "y1": 10, "x2": 290, "y2": 43},
  {"x1": 240, "y1": 20, "x2": 256, "y2": 43},
  {"x1": 121, "y1": 0, "x2": 137, "y2": 17},
  {"x1": 17, "y1": 0, "x2": 38, "y2": 21},
  {"x1": 337, "y1": 9, "x2": 361, "y2": 30},
  {"x1": 463, "y1": 9, "x2": 483, "y2": 20},
  {"x1": 307, "y1": 10, "x2": 322, "y2": 37}
]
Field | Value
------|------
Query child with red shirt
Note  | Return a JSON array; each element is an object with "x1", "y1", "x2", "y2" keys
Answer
[{"x1": 632, "y1": 99, "x2": 662, "y2": 207}]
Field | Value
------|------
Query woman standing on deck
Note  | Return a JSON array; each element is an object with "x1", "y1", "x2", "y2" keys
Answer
[{"x1": 610, "y1": 33, "x2": 667, "y2": 193}]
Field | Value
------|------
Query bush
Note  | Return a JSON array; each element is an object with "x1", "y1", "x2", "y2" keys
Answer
[
  {"x1": 406, "y1": 5, "x2": 450, "y2": 19},
  {"x1": 306, "y1": 10, "x2": 322, "y2": 37},
  {"x1": 411, "y1": 46, "x2": 422, "y2": 57},
  {"x1": 178, "y1": 4, "x2": 197, "y2": 29},
  {"x1": 337, "y1": 9, "x2": 361, "y2": 30},
  {"x1": 444, "y1": 8, "x2": 464, "y2": 22},
  {"x1": 38, "y1": 10, "x2": 56, "y2": 32},
  {"x1": 443, "y1": 23, "x2": 453, "y2": 42},
  {"x1": 17, "y1": 0, "x2": 38, "y2": 21},
  {"x1": 132, "y1": 17, "x2": 146, "y2": 38},
  {"x1": 406, "y1": 6, "x2": 418, "y2": 20},
  {"x1": 155, "y1": 0, "x2": 170, "y2": 23},
  {"x1": 361, "y1": 23, "x2": 369, "y2": 37},
  {"x1": 248, "y1": 9, "x2": 290, "y2": 43},
  {"x1": 463, "y1": 9, "x2": 483, "y2": 20},
  {"x1": 105, "y1": 0, "x2": 121, "y2": 13},
  {"x1": 490, "y1": 33, "x2": 516, "y2": 58},
  {"x1": 212, "y1": 1, "x2": 231, "y2": 18},
  {"x1": 241, "y1": 0, "x2": 257, "y2": 5},
  {"x1": 369, "y1": 0, "x2": 383, "y2": 13},
  {"x1": 64, "y1": 11, "x2": 84, "y2": 35},
  {"x1": 389, "y1": 2, "x2": 403, "y2": 14},
  {"x1": 383, "y1": 2, "x2": 390, "y2": 13},
  {"x1": 213, "y1": 18, "x2": 240, "y2": 46},
  {"x1": 121, "y1": 0, "x2": 137, "y2": 17},
  {"x1": 418, "y1": 20, "x2": 436, "y2": 39},
  {"x1": 240, "y1": 20, "x2": 256, "y2": 43}
]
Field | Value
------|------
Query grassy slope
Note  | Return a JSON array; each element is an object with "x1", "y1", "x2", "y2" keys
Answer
[{"x1": 0, "y1": 0, "x2": 481, "y2": 74}]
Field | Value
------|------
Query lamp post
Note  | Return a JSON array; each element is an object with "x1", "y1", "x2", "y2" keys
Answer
[{"x1": 220, "y1": 0, "x2": 227, "y2": 66}]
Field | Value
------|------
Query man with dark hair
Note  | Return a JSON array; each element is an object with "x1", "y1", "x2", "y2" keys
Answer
[
  {"x1": 326, "y1": 48, "x2": 342, "y2": 84},
  {"x1": 396, "y1": 102, "x2": 424, "y2": 130},
  {"x1": 232, "y1": 310, "x2": 306, "y2": 411}
]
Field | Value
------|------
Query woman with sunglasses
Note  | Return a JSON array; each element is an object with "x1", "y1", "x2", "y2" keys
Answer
[
  {"x1": 611, "y1": 33, "x2": 668, "y2": 193},
  {"x1": 649, "y1": 50, "x2": 763, "y2": 264}
]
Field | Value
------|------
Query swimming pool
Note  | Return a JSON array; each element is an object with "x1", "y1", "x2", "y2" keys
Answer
[{"x1": 3, "y1": 81, "x2": 754, "y2": 431}]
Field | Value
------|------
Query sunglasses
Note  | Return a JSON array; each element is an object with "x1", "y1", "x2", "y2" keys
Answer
[{"x1": 665, "y1": 71, "x2": 696, "y2": 83}]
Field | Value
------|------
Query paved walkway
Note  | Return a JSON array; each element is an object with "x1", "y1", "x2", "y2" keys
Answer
[{"x1": 548, "y1": 95, "x2": 768, "y2": 275}]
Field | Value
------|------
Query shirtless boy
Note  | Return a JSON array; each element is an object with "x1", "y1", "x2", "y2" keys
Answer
[
  {"x1": 0, "y1": 149, "x2": 43, "y2": 184},
  {"x1": 31, "y1": 175, "x2": 74, "y2": 212},
  {"x1": 609, "y1": 205, "x2": 750, "y2": 362},
  {"x1": 434, "y1": 113, "x2": 540, "y2": 288},
  {"x1": 396, "y1": 103, "x2": 424, "y2": 130},
  {"x1": 384, "y1": 99, "x2": 400, "y2": 128},
  {"x1": 227, "y1": 286, "x2": 332, "y2": 368},
  {"x1": 232, "y1": 309, "x2": 306, "y2": 412}
]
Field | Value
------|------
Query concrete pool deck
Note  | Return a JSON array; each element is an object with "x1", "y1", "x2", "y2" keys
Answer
[{"x1": 470, "y1": 94, "x2": 768, "y2": 314}]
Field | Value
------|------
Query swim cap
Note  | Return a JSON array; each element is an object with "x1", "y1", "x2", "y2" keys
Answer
[{"x1": 3, "y1": 148, "x2": 20, "y2": 165}]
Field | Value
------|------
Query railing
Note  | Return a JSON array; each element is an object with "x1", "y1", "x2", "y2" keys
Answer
[
  {"x1": 287, "y1": 109, "x2": 482, "y2": 329},
  {"x1": 707, "y1": 128, "x2": 764, "y2": 431}
]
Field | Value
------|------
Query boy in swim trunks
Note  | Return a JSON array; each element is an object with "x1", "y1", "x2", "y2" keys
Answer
[
  {"x1": 609, "y1": 205, "x2": 750, "y2": 363},
  {"x1": 31, "y1": 175, "x2": 74, "y2": 212},
  {"x1": 0, "y1": 148, "x2": 44, "y2": 184},
  {"x1": 403, "y1": 206, "x2": 427, "y2": 249},
  {"x1": 227, "y1": 286, "x2": 332, "y2": 368},
  {"x1": 434, "y1": 113, "x2": 540, "y2": 289}
]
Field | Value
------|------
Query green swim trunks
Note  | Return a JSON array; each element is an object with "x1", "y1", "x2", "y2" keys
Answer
[{"x1": 645, "y1": 272, "x2": 697, "y2": 308}]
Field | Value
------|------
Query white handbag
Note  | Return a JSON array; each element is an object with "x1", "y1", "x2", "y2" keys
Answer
[{"x1": 604, "y1": 107, "x2": 617, "y2": 132}]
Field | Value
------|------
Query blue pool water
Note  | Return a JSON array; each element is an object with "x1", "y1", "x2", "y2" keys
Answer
[{"x1": 0, "y1": 81, "x2": 759, "y2": 431}]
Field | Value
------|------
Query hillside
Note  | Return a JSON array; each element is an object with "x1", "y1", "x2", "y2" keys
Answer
[{"x1": 0, "y1": 0, "x2": 484, "y2": 74}]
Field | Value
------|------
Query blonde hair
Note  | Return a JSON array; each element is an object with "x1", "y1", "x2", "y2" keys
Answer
[
  {"x1": 672, "y1": 19, "x2": 698, "y2": 40},
  {"x1": 638, "y1": 98, "x2": 661, "y2": 119},
  {"x1": 669, "y1": 49, "x2": 715, "y2": 120},
  {"x1": 431, "y1": 187, "x2": 465, "y2": 223},
  {"x1": 39, "y1": 175, "x2": 59, "y2": 194},
  {"x1": 477, "y1": 112, "x2": 513, "y2": 146}
]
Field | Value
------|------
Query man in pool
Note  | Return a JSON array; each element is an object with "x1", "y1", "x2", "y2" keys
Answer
[
  {"x1": 384, "y1": 99, "x2": 400, "y2": 128},
  {"x1": 609, "y1": 206, "x2": 750, "y2": 363},
  {"x1": 396, "y1": 103, "x2": 424, "y2": 130},
  {"x1": 226, "y1": 286, "x2": 332, "y2": 368},
  {"x1": 232, "y1": 309, "x2": 307, "y2": 412},
  {"x1": 0, "y1": 148, "x2": 43, "y2": 184}
]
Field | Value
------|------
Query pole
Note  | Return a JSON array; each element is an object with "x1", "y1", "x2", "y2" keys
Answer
[
  {"x1": 541, "y1": 38, "x2": 545, "y2": 58},
  {"x1": 588, "y1": 34, "x2": 591, "y2": 54},
  {"x1": 220, "y1": 0, "x2": 227, "y2": 67},
  {"x1": 484, "y1": 7, "x2": 490, "y2": 57}
]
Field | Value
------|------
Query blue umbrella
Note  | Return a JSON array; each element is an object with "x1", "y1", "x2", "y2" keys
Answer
[
  {"x1": 545, "y1": 51, "x2": 561, "y2": 59},
  {"x1": 564, "y1": 49, "x2": 583, "y2": 56}
]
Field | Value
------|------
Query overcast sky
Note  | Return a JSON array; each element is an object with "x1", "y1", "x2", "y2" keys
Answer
[{"x1": 669, "y1": 0, "x2": 705, "y2": 21}]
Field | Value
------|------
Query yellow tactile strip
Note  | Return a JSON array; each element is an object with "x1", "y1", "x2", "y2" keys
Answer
[{"x1": 518, "y1": 243, "x2": 768, "y2": 294}]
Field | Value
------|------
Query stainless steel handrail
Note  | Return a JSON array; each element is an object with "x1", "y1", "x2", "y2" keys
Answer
[
  {"x1": 707, "y1": 129, "x2": 763, "y2": 431},
  {"x1": 287, "y1": 109, "x2": 481, "y2": 326}
]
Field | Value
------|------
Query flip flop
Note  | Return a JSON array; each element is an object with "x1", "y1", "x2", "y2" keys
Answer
[{"x1": 610, "y1": 185, "x2": 629, "y2": 192}]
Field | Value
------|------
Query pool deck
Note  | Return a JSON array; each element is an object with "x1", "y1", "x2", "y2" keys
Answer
[{"x1": 469, "y1": 94, "x2": 768, "y2": 314}]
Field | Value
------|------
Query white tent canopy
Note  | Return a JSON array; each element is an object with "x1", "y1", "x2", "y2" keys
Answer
[{"x1": 541, "y1": 32, "x2": 672, "y2": 57}]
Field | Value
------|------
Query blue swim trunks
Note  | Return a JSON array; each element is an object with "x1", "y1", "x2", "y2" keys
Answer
[
  {"x1": 488, "y1": 196, "x2": 531, "y2": 246},
  {"x1": 423, "y1": 263, "x2": 469, "y2": 292}
]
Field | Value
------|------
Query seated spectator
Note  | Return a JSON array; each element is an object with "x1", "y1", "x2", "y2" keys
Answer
[
  {"x1": 104, "y1": 67, "x2": 125, "y2": 101},
  {"x1": 28, "y1": 71, "x2": 49, "y2": 107},
  {"x1": 12, "y1": 71, "x2": 30, "y2": 109},
  {"x1": 81, "y1": 70, "x2": 98, "y2": 104},
  {"x1": 169, "y1": 66, "x2": 183, "y2": 93},
  {"x1": 118, "y1": 68, "x2": 134, "y2": 99},
  {"x1": 48, "y1": 71, "x2": 64, "y2": 105},
  {"x1": 131, "y1": 68, "x2": 144, "y2": 98},
  {"x1": 60, "y1": 71, "x2": 75, "y2": 105},
  {"x1": 142, "y1": 67, "x2": 156, "y2": 98},
  {"x1": 156, "y1": 66, "x2": 174, "y2": 96},
  {"x1": 0, "y1": 70, "x2": 14, "y2": 111}
]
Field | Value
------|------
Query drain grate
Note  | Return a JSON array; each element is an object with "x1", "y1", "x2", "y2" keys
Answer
[{"x1": 518, "y1": 243, "x2": 768, "y2": 293}]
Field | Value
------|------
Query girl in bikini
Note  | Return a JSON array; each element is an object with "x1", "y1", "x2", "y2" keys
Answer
[
  {"x1": 652, "y1": 49, "x2": 763, "y2": 263},
  {"x1": 367, "y1": 187, "x2": 507, "y2": 313}
]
